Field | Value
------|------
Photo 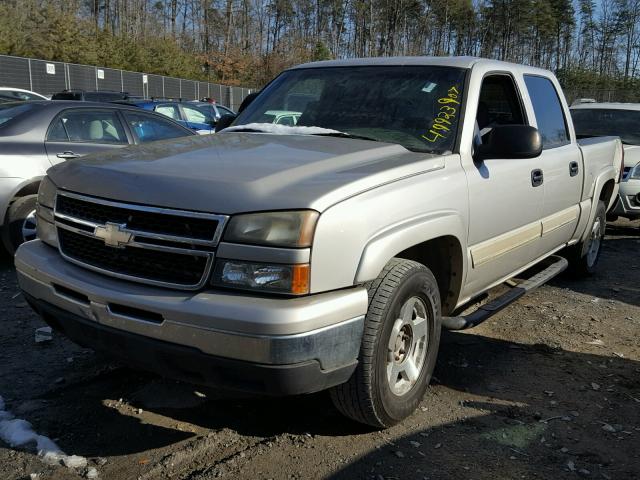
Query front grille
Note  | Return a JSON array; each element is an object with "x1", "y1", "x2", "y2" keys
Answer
[
  {"x1": 59, "y1": 229, "x2": 209, "y2": 287},
  {"x1": 57, "y1": 194, "x2": 218, "y2": 241},
  {"x1": 53, "y1": 192, "x2": 227, "y2": 289}
]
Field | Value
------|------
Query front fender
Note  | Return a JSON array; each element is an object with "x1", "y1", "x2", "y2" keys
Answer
[
  {"x1": 0, "y1": 177, "x2": 42, "y2": 226},
  {"x1": 355, "y1": 210, "x2": 468, "y2": 283}
]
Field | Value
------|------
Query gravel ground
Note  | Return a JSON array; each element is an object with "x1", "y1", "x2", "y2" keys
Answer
[{"x1": 1, "y1": 219, "x2": 639, "y2": 480}]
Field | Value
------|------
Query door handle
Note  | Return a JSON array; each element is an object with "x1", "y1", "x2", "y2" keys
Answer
[
  {"x1": 569, "y1": 161, "x2": 579, "y2": 177},
  {"x1": 56, "y1": 151, "x2": 80, "y2": 160},
  {"x1": 531, "y1": 169, "x2": 544, "y2": 187}
]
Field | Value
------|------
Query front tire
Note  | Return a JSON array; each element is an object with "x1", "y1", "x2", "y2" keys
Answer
[
  {"x1": 330, "y1": 258, "x2": 441, "y2": 428},
  {"x1": 2, "y1": 194, "x2": 38, "y2": 255}
]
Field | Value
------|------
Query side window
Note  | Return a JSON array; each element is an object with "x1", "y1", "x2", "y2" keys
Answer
[
  {"x1": 47, "y1": 118, "x2": 68, "y2": 141},
  {"x1": 476, "y1": 75, "x2": 526, "y2": 133},
  {"x1": 46, "y1": 110, "x2": 127, "y2": 144},
  {"x1": 154, "y1": 104, "x2": 181, "y2": 120},
  {"x1": 123, "y1": 112, "x2": 190, "y2": 143},
  {"x1": 181, "y1": 105, "x2": 209, "y2": 123},
  {"x1": 524, "y1": 75, "x2": 570, "y2": 149}
]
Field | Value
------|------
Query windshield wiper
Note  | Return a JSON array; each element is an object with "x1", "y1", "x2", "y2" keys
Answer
[{"x1": 312, "y1": 131, "x2": 381, "y2": 142}]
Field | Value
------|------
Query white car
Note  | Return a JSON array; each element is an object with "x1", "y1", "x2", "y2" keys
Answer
[
  {"x1": 0, "y1": 87, "x2": 48, "y2": 102},
  {"x1": 571, "y1": 103, "x2": 640, "y2": 224}
]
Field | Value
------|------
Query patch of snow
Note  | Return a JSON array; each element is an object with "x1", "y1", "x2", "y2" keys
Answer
[
  {"x1": 0, "y1": 395, "x2": 94, "y2": 472},
  {"x1": 86, "y1": 467, "x2": 99, "y2": 479},
  {"x1": 62, "y1": 455, "x2": 88, "y2": 469},
  {"x1": 223, "y1": 123, "x2": 342, "y2": 136}
]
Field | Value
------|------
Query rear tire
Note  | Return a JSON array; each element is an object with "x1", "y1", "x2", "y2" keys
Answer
[
  {"x1": 566, "y1": 200, "x2": 606, "y2": 277},
  {"x1": 2, "y1": 195, "x2": 38, "y2": 255},
  {"x1": 330, "y1": 258, "x2": 441, "y2": 428}
]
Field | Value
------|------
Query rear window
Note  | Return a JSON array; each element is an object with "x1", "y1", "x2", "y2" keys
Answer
[
  {"x1": 0, "y1": 103, "x2": 38, "y2": 127},
  {"x1": 0, "y1": 90, "x2": 43, "y2": 102},
  {"x1": 571, "y1": 108, "x2": 640, "y2": 145}
]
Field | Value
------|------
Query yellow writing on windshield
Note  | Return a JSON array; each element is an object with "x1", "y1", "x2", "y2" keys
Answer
[{"x1": 422, "y1": 86, "x2": 460, "y2": 143}]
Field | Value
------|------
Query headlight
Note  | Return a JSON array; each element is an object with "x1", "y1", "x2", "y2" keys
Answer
[
  {"x1": 212, "y1": 260, "x2": 310, "y2": 295},
  {"x1": 223, "y1": 210, "x2": 319, "y2": 247},
  {"x1": 38, "y1": 176, "x2": 57, "y2": 208},
  {"x1": 631, "y1": 162, "x2": 640, "y2": 179}
]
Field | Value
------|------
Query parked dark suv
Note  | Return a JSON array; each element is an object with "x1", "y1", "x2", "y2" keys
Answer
[{"x1": 51, "y1": 90, "x2": 134, "y2": 102}]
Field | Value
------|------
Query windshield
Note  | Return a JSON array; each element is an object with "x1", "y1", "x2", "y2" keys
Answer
[
  {"x1": 571, "y1": 108, "x2": 640, "y2": 145},
  {"x1": 235, "y1": 66, "x2": 467, "y2": 153},
  {"x1": 0, "y1": 103, "x2": 38, "y2": 127}
]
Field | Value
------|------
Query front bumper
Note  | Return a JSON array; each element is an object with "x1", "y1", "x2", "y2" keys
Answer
[
  {"x1": 611, "y1": 179, "x2": 640, "y2": 218},
  {"x1": 16, "y1": 241, "x2": 367, "y2": 394}
]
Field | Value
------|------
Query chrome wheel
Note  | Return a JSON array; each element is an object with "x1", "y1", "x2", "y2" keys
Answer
[
  {"x1": 387, "y1": 296, "x2": 429, "y2": 396},
  {"x1": 586, "y1": 216, "x2": 603, "y2": 267},
  {"x1": 21, "y1": 209, "x2": 37, "y2": 242}
]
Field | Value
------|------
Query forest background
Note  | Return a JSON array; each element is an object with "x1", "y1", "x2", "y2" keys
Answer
[{"x1": 1, "y1": 0, "x2": 639, "y2": 100}]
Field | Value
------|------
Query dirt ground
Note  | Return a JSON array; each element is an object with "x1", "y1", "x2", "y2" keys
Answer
[{"x1": 1, "y1": 219, "x2": 639, "y2": 480}]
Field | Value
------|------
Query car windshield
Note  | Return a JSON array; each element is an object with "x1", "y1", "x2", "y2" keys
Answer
[
  {"x1": 0, "y1": 103, "x2": 38, "y2": 127},
  {"x1": 235, "y1": 66, "x2": 467, "y2": 154},
  {"x1": 571, "y1": 108, "x2": 640, "y2": 145}
]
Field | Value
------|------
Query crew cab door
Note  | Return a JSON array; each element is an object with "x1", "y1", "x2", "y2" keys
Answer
[
  {"x1": 522, "y1": 75, "x2": 582, "y2": 255},
  {"x1": 461, "y1": 73, "x2": 545, "y2": 296}
]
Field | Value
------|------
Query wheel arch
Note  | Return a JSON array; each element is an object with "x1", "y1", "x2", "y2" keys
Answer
[
  {"x1": 355, "y1": 212, "x2": 467, "y2": 316},
  {"x1": 578, "y1": 171, "x2": 618, "y2": 244},
  {"x1": 599, "y1": 178, "x2": 616, "y2": 208},
  {"x1": 0, "y1": 177, "x2": 42, "y2": 226}
]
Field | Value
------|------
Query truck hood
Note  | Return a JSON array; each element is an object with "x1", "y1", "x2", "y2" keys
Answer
[{"x1": 47, "y1": 133, "x2": 445, "y2": 214}]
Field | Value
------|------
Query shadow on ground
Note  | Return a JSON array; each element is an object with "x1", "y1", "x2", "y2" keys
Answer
[{"x1": 18, "y1": 330, "x2": 638, "y2": 480}]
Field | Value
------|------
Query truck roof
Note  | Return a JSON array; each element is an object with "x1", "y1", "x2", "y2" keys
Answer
[{"x1": 290, "y1": 56, "x2": 551, "y2": 75}]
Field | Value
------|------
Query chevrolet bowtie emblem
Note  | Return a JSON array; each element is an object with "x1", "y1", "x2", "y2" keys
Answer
[{"x1": 94, "y1": 222, "x2": 133, "y2": 248}]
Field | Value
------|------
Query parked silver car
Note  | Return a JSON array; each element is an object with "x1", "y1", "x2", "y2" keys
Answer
[{"x1": 0, "y1": 101, "x2": 195, "y2": 253}]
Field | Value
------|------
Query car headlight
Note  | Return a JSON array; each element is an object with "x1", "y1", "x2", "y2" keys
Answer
[
  {"x1": 223, "y1": 210, "x2": 319, "y2": 247},
  {"x1": 212, "y1": 260, "x2": 310, "y2": 295},
  {"x1": 37, "y1": 176, "x2": 57, "y2": 208},
  {"x1": 630, "y1": 162, "x2": 640, "y2": 179}
]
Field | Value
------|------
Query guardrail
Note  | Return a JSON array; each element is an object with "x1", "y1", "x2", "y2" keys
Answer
[{"x1": 0, "y1": 54, "x2": 253, "y2": 111}]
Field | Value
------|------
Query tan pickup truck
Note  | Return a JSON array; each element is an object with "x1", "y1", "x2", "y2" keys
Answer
[{"x1": 16, "y1": 57, "x2": 623, "y2": 427}]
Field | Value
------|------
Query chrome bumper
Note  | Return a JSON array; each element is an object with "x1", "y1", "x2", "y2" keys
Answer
[
  {"x1": 611, "y1": 180, "x2": 640, "y2": 217},
  {"x1": 15, "y1": 240, "x2": 367, "y2": 371}
]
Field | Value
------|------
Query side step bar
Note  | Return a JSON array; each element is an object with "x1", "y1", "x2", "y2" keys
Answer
[{"x1": 442, "y1": 255, "x2": 568, "y2": 330}]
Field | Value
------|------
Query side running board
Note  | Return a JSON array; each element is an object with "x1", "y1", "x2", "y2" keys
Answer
[{"x1": 442, "y1": 255, "x2": 568, "y2": 330}]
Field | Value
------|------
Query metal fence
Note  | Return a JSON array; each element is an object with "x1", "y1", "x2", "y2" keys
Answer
[{"x1": 0, "y1": 54, "x2": 253, "y2": 111}]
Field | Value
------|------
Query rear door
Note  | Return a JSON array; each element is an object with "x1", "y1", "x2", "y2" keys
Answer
[
  {"x1": 44, "y1": 108, "x2": 130, "y2": 165},
  {"x1": 523, "y1": 75, "x2": 582, "y2": 255}
]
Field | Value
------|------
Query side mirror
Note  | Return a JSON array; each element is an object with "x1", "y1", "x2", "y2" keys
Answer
[
  {"x1": 215, "y1": 114, "x2": 236, "y2": 132},
  {"x1": 475, "y1": 125, "x2": 543, "y2": 161},
  {"x1": 237, "y1": 92, "x2": 259, "y2": 114}
]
